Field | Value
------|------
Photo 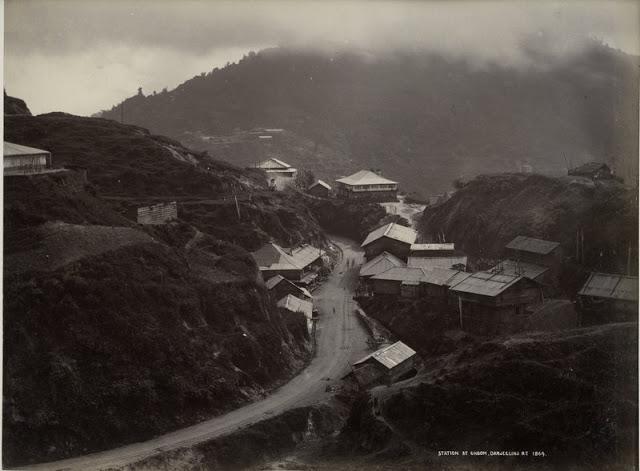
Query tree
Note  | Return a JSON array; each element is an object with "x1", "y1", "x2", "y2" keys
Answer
[{"x1": 294, "y1": 169, "x2": 315, "y2": 189}]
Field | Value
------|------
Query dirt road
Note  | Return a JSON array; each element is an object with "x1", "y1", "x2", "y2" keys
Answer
[{"x1": 20, "y1": 236, "x2": 370, "y2": 471}]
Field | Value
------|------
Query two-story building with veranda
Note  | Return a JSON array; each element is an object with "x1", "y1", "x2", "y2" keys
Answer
[{"x1": 335, "y1": 170, "x2": 398, "y2": 201}]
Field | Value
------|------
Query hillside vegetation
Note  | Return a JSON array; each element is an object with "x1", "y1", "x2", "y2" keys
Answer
[
  {"x1": 4, "y1": 114, "x2": 326, "y2": 251},
  {"x1": 98, "y1": 43, "x2": 639, "y2": 192},
  {"x1": 419, "y1": 173, "x2": 638, "y2": 279},
  {"x1": 338, "y1": 323, "x2": 637, "y2": 470},
  {"x1": 3, "y1": 111, "x2": 319, "y2": 466}
]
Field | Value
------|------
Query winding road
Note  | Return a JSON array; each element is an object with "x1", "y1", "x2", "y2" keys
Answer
[{"x1": 20, "y1": 236, "x2": 370, "y2": 471}]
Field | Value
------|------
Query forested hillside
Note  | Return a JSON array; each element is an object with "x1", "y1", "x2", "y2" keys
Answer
[
  {"x1": 98, "y1": 42, "x2": 639, "y2": 193},
  {"x1": 3, "y1": 112, "x2": 320, "y2": 466}
]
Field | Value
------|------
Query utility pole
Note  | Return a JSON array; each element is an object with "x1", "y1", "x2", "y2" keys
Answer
[
  {"x1": 627, "y1": 244, "x2": 632, "y2": 275},
  {"x1": 234, "y1": 193, "x2": 241, "y2": 220}
]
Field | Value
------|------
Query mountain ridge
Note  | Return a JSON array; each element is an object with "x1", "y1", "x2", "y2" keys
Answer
[{"x1": 97, "y1": 43, "x2": 639, "y2": 193}]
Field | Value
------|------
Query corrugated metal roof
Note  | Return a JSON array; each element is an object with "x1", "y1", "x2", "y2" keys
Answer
[
  {"x1": 4, "y1": 141, "x2": 50, "y2": 157},
  {"x1": 361, "y1": 223, "x2": 417, "y2": 247},
  {"x1": 359, "y1": 251, "x2": 406, "y2": 277},
  {"x1": 290, "y1": 245, "x2": 325, "y2": 269},
  {"x1": 450, "y1": 272, "x2": 525, "y2": 297},
  {"x1": 251, "y1": 243, "x2": 299, "y2": 271},
  {"x1": 505, "y1": 236, "x2": 560, "y2": 255},
  {"x1": 265, "y1": 275, "x2": 285, "y2": 290},
  {"x1": 372, "y1": 267, "x2": 426, "y2": 282},
  {"x1": 252, "y1": 243, "x2": 324, "y2": 271},
  {"x1": 421, "y1": 267, "x2": 471, "y2": 287},
  {"x1": 309, "y1": 179, "x2": 332, "y2": 190},
  {"x1": 265, "y1": 275, "x2": 313, "y2": 299},
  {"x1": 336, "y1": 170, "x2": 397, "y2": 186},
  {"x1": 407, "y1": 256, "x2": 468, "y2": 271},
  {"x1": 578, "y1": 272, "x2": 638, "y2": 301},
  {"x1": 277, "y1": 294, "x2": 313, "y2": 318},
  {"x1": 410, "y1": 243, "x2": 455, "y2": 251},
  {"x1": 354, "y1": 341, "x2": 416, "y2": 370},
  {"x1": 488, "y1": 259, "x2": 548, "y2": 280}
]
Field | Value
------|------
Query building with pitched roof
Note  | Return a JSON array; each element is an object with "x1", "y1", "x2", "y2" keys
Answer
[
  {"x1": 359, "y1": 251, "x2": 406, "y2": 279},
  {"x1": 251, "y1": 242, "x2": 324, "y2": 281},
  {"x1": 277, "y1": 294, "x2": 314, "y2": 334},
  {"x1": 307, "y1": 179, "x2": 332, "y2": 198},
  {"x1": 353, "y1": 341, "x2": 417, "y2": 385},
  {"x1": 335, "y1": 170, "x2": 398, "y2": 201},
  {"x1": 4, "y1": 142, "x2": 52, "y2": 175},
  {"x1": 265, "y1": 275, "x2": 313, "y2": 301},
  {"x1": 504, "y1": 235, "x2": 563, "y2": 284},
  {"x1": 370, "y1": 267, "x2": 427, "y2": 295},
  {"x1": 361, "y1": 222, "x2": 417, "y2": 261},
  {"x1": 253, "y1": 158, "x2": 297, "y2": 190},
  {"x1": 449, "y1": 272, "x2": 543, "y2": 336},
  {"x1": 408, "y1": 255, "x2": 468, "y2": 272},
  {"x1": 577, "y1": 272, "x2": 638, "y2": 323}
]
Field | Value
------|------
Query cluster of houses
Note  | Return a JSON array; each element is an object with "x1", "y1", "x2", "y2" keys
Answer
[
  {"x1": 251, "y1": 158, "x2": 399, "y2": 202},
  {"x1": 357, "y1": 221, "x2": 638, "y2": 335},
  {"x1": 250, "y1": 241, "x2": 327, "y2": 335}
]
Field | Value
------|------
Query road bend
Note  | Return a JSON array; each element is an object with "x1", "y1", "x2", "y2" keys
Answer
[{"x1": 20, "y1": 235, "x2": 370, "y2": 471}]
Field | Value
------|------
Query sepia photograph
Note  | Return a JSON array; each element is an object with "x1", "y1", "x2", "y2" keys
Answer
[{"x1": 2, "y1": 1, "x2": 639, "y2": 470}]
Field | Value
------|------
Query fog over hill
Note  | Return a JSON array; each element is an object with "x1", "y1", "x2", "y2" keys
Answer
[{"x1": 97, "y1": 43, "x2": 639, "y2": 193}]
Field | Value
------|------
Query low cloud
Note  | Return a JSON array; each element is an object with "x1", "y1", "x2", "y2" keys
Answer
[{"x1": 5, "y1": 0, "x2": 639, "y2": 114}]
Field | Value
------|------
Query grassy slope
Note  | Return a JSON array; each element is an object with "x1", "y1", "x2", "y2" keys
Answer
[
  {"x1": 419, "y1": 173, "x2": 638, "y2": 278},
  {"x1": 340, "y1": 323, "x2": 637, "y2": 469},
  {"x1": 3, "y1": 114, "x2": 318, "y2": 466}
]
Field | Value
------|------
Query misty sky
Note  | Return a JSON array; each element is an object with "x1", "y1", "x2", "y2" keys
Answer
[{"x1": 5, "y1": 0, "x2": 639, "y2": 116}]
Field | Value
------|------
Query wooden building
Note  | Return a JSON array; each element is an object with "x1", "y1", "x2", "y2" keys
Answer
[
  {"x1": 487, "y1": 259, "x2": 549, "y2": 284},
  {"x1": 335, "y1": 170, "x2": 398, "y2": 201},
  {"x1": 568, "y1": 162, "x2": 613, "y2": 180},
  {"x1": 371, "y1": 267, "x2": 426, "y2": 295},
  {"x1": 420, "y1": 268, "x2": 471, "y2": 303},
  {"x1": 277, "y1": 294, "x2": 314, "y2": 334},
  {"x1": 131, "y1": 201, "x2": 178, "y2": 225},
  {"x1": 307, "y1": 180, "x2": 331, "y2": 198},
  {"x1": 353, "y1": 341, "x2": 417, "y2": 386},
  {"x1": 577, "y1": 272, "x2": 638, "y2": 324},
  {"x1": 408, "y1": 255, "x2": 468, "y2": 271},
  {"x1": 251, "y1": 242, "x2": 324, "y2": 282},
  {"x1": 251, "y1": 243, "x2": 302, "y2": 281},
  {"x1": 4, "y1": 142, "x2": 52, "y2": 175},
  {"x1": 361, "y1": 223, "x2": 417, "y2": 261},
  {"x1": 253, "y1": 158, "x2": 297, "y2": 190},
  {"x1": 359, "y1": 251, "x2": 406, "y2": 280},
  {"x1": 409, "y1": 243, "x2": 456, "y2": 257},
  {"x1": 504, "y1": 235, "x2": 562, "y2": 284},
  {"x1": 265, "y1": 275, "x2": 313, "y2": 301},
  {"x1": 449, "y1": 272, "x2": 543, "y2": 336}
]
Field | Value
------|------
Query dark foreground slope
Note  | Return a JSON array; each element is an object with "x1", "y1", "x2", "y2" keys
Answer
[
  {"x1": 337, "y1": 323, "x2": 637, "y2": 470},
  {"x1": 3, "y1": 114, "x2": 317, "y2": 466},
  {"x1": 419, "y1": 173, "x2": 638, "y2": 278},
  {"x1": 98, "y1": 43, "x2": 639, "y2": 192}
]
